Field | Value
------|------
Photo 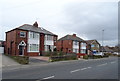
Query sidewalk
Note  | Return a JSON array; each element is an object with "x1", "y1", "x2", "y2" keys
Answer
[{"x1": 2, "y1": 54, "x2": 21, "y2": 67}]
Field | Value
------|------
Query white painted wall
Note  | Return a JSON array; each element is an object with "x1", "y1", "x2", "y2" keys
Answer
[
  {"x1": 73, "y1": 41, "x2": 79, "y2": 49},
  {"x1": 28, "y1": 31, "x2": 40, "y2": 44},
  {"x1": 81, "y1": 43, "x2": 86, "y2": 49},
  {"x1": 0, "y1": 47, "x2": 4, "y2": 54},
  {"x1": 44, "y1": 41, "x2": 53, "y2": 45},
  {"x1": 27, "y1": 31, "x2": 40, "y2": 52},
  {"x1": 73, "y1": 41, "x2": 79, "y2": 53},
  {"x1": 44, "y1": 35, "x2": 54, "y2": 45}
]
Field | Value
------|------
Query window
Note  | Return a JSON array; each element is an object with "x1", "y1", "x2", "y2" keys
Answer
[
  {"x1": 73, "y1": 41, "x2": 78, "y2": 45},
  {"x1": 73, "y1": 48, "x2": 79, "y2": 53},
  {"x1": 81, "y1": 43, "x2": 86, "y2": 49},
  {"x1": 20, "y1": 32, "x2": 26, "y2": 37},
  {"x1": 81, "y1": 49, "x2": 86, "y2": 53},
  {"x1": 29, "y1": 32, "x2": 39, "y2": 39},
  {"x1": 91, "y1": 44, "x2": 95, "y2": 47},
  {"x1": 44, "y1": 45, "x2": 53, "y2": 51},
  {"x1": 29, "y1": 44, "x2": 39, "y2": 52},
  {"x1": 45, "y1": 35, "x2": 53, "y2": 41}
]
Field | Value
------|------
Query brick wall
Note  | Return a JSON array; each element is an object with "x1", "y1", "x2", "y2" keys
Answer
[{"x1": 56, "y1": 40, "x2": 73, "y2": 53}]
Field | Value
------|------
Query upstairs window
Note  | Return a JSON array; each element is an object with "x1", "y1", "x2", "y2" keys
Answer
[
  {"x1": 29, "y1": 32, "x2": 39, "y2": 39},
  {"x1": 20, "y1": 32, "x2": 26, "y2": 37},
  {"x1": 45, "y1": 35, "x2": 53, "y2": 41},
  {"x1": 73, "y1": 41, "x2": 78, "y2": 45},
  {"x1": 91, "y1": 44, "x2": 95, "y2": 47}
]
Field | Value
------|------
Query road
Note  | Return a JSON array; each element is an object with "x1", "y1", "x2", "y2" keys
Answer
[{"x1": 2, "y1": 56, "x2": 119, "y2": 80}]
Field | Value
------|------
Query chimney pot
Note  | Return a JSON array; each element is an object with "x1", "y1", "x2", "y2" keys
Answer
[
  {"x1": 33, "y1": 21, "x2": 38, "y2": 27},
  {"x1": 73, "y1": 34, "x2": 76, "y2": 37}
]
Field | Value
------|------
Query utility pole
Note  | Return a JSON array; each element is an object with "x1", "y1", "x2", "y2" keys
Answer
[{"x1": 102, "y1": 30, "x2": 104, "y2": 55}]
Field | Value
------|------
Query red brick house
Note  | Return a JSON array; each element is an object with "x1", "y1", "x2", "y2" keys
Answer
[
  {"x1": 5, "y1": 22, "x2": 57, "y2": 56},
  {"x1": 86, "y1": 40, "x2": 100, "y2": 55},
  {"x1": 56, "y1": 34, "x2": 87, "y2": 54}
]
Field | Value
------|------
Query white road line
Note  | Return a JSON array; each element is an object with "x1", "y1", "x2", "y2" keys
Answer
[
  {"x1": 111, "y1": 61, "x2": 116, "y2": 64},
  {"x1": 70, "y1": 69, "x2": 81, "y2": 73},
  {"x1": 81, "y1": 68, "x2": 87, "y2": 70},
  {"x1": 43, "y1": 76, "x2": 54, "y2": 79},
  {"x1": 97, "y1": 63, "x2": 107, "y2": 66},
  {"x1": 70, "y1": 66, "x2": 92, "y2": 73},
  {"x1": 87, "y1": 67, "x2": 92, "y2": 69}
]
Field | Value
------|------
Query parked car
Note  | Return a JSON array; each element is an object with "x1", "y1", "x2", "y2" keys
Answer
[
  {"x1": 93, "y1": 52, "x2": 104, "y2": 56},
  {"x1": 113, "y1": 52, "x2": 119, "y2": 55}
]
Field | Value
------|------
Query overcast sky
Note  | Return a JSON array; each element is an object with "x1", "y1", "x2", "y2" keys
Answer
[{"x1": 0, "y1": 0, "x2": 118, "y2": 46}]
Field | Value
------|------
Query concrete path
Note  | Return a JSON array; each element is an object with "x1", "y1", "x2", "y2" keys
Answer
[{"x1": 2, "y1": 54, "x2": 21, "y2": 67}]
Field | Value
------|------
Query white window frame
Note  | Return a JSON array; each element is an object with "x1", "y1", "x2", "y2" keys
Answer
[
  {"x1": 28, "y1": 44, "x2": 39, "y2": 52},
  {"x1": 20, "y1": 32, "x2": 26, "y2": 37}
]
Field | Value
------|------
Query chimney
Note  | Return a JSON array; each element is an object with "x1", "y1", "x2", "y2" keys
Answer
[
  {"x1": 73, "y1": 34, "x2": 76, "y2": 37},
  {"x1": 33, "y1": 21, "x2": 38, "y2": 27}
]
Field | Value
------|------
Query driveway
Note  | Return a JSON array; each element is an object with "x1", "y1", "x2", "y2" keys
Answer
[{"x1": 29, "y1": 56, "x2": 49, "y2": 64}]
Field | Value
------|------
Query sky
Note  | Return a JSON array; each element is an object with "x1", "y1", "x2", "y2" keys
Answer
[{"x1": 0, "y1": 0, "x2": 118, "y2": 46}]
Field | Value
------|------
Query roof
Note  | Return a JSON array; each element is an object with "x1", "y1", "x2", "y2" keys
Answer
[
  {"x1": 86, "y1": 40, "x2": 100, "y2": 45},
  {"x1": 100, "y1": 46, "x2": 113, "y2": 52},
  {"x1": 6, "y1": 23, "x2": 57, "y2": 36},
  {"x1": 58, "y1": 35, "x2": 84, "y2": 42}
]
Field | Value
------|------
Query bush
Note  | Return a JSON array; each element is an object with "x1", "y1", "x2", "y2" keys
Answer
[
  {"x1": 104, "y1": 53, "x2": 112, "y2": 56},
  {"x1": 50, "y1": 55, "x2": 77, "y2": 62},
  {"x1": 93, "y1": 55, "x2": 103, "y2": 59},
  {"x1": 118, "y1": 54, "x2": 120, "y2": 57},
  {"x1": 83, "y1": 55, "x2": 88, "y2": 59},
  {"x1": 10, "y1": 56, "x2": 29, "y2": 64}
]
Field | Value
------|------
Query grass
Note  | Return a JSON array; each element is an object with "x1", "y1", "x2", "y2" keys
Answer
[{"x1": 5, "y1": 54, "x2": 29, "y2": 64}]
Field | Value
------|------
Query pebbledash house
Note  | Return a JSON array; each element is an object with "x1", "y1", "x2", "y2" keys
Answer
[{"x1": 5, "y1": 22, "x2": 57, "y2": 56}]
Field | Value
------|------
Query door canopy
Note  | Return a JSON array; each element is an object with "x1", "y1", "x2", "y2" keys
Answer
[{"x1": 19, "y1": 40, "x2": 26, "y2": 46}]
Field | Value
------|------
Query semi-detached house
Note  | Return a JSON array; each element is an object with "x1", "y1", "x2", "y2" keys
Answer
[
  {"x1": 56, "y1": 34, "x2": 87, "y2": 54},
  {"x1": 5, "y1": 22, "x2": 57, "y2": 56}
]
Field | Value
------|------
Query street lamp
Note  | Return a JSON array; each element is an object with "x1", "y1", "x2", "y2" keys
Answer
[{"x1": 102, "y1": 30, "x2": 104, "y2": 55}]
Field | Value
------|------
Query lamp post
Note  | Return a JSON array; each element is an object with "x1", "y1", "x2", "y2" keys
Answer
[{"x1": 102, "y1": 30, "x2": 104, "y2": 55}]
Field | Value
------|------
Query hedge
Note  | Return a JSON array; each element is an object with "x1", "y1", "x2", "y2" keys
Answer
[{"x1": 49, "y1": 55, "x2": 77, "y2": 62}]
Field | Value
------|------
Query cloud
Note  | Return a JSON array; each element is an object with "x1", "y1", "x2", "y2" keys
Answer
[
  {"x1": 58, "y1": 2, "x2": 118, "y2": 46},
  {"x1": 0, "y1": 0, "x2": 118, "y2": 46}
]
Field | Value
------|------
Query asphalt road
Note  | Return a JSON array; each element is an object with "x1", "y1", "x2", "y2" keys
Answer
[{"x1": 2, "y1": 56, "x2": 119, "y2": 80}]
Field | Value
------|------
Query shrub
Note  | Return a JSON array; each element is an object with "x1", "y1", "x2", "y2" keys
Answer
[
  {"x1": 83, "y1": 55, "x2": 88, "y2": 59},
  {"x1": 50, "y1": 54, "x2": 77, "y2": 62},
  {"x1": 10, "y1": 56, "x2": 29, "y2": 64},
  {"x1": 118, "y1": 54, "x2": 120, "y2": 57},
  {"x1": 93, "y1": 55, "x2": 103, "y2": 59}
]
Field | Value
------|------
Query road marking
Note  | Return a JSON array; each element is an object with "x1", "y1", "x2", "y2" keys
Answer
[
  {"x1": 87, "y1": 67, "x2": 92, "y2": 69},
  {"x1": 111, "y1": 61, "x2": 116, "y2": 64},
  {"x1": 70, "y1": 69, "x2": 81, "y2": 73},
  {"x1": 97, "y1": 63, "x2": 107, "y2": 66},
  {"x1": 70, "y1": 66, "x2": 92, "y2": 73},
  {"x1": 43, "y1": 76, "x2": 54, "y2": 79},
  {"x1": 81, "y1": 68, "x2": 87, "y2": 70}
]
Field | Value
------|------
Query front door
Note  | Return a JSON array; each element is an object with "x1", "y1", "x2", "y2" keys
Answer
[{"x1": 19, "y1": 46, "x2": 24, "y2": 55}]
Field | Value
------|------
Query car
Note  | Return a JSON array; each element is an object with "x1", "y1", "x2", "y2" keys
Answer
[
  {"x1": 93, "y1": 52, "x2": 104, "y2": 56},
  {"x1": 113, "y1": 52, "x2": 119, "y2": 55}
]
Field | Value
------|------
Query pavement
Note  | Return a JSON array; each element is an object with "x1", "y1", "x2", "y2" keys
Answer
[
  {"x1": 2, "y1": 54, "x2": 21, "y2": 67},
  {"x1": 2, "y1": 56, "x2": 119, "y2": 79}
]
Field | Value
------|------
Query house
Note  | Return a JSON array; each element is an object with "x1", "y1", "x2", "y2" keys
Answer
[
  {"x1": 56, "y1": 34, "x2": 87, "y2": 54},
  {"x1": 5, "y1": 22, "x2": 58, "y2": 56},
  {"x1": 0, "y1": 40, "x2": 5, "y2": 54},
  {"x1": 0, "y1": 40, "x2": 5, "y2": 47},
  {"x1": 86, "y1": 40, "x2": 100, "y2": 55},
  {"x1": 100, "y1": 46, "x2": 113, "y2": 53}
]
